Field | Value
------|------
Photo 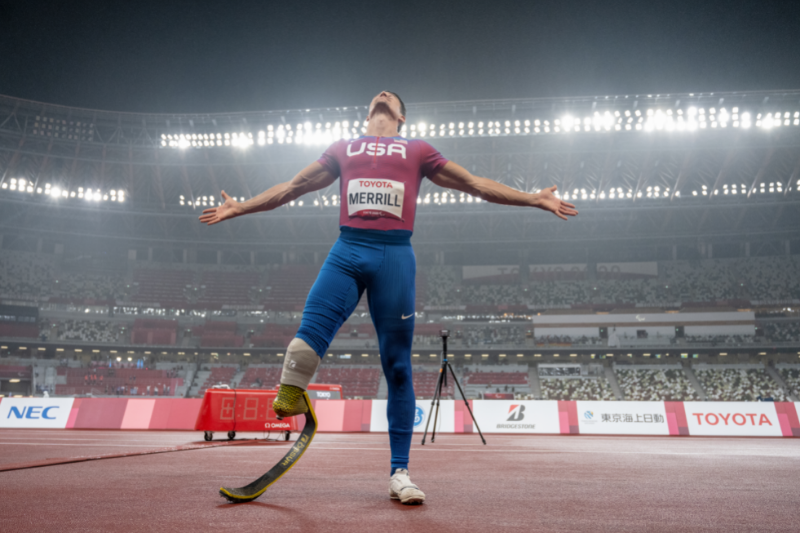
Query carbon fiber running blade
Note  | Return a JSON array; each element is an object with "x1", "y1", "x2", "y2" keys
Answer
[{"x1": 219, "y1": 392, "x2": 317, "y2": 503}]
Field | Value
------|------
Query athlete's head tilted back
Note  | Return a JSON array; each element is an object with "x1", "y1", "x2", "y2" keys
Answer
[{"x1": 366, "y1": 91, "x2": 406, "y2": 135}]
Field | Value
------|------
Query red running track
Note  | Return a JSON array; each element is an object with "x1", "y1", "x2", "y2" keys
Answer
[{"x1": 1, "y1": 430, "x2": 799, "y2": 532}]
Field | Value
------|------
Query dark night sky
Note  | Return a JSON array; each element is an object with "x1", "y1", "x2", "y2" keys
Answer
[{"x1": 1, "y1": 0, "x2": 798, "y2": 114}]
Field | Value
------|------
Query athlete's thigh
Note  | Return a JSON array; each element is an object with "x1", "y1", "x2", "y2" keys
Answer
[
  {"x1": 297, "y1": 241, "x2": 365, "y2": 355},
  {"x1": 367, "y1": 243, "x2": 416, "y2": 333}
]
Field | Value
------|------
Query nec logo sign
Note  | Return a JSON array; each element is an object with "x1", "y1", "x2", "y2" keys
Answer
[
  {"x1": 0, "y1": 398, "x2": 73, "y2": 428},
  {"x1": 7, "y1": 406, "x2": 60, "y2": 420}
]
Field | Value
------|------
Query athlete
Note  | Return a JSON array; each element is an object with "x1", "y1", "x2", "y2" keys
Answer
[{"x1": 200, "y1": 91, "x2": 578, "y2": 504}]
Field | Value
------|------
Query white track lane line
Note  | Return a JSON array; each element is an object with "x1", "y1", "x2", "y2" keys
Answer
[{"x1": 208, "y1": 445, "x2": 800, "y2": 457}]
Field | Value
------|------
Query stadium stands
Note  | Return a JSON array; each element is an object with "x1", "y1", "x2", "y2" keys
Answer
[
  {"x1": 464, "y1": 370, "x2": 528, "y2": 386},
  {"x1": 239, "y1": 365, "x2": 283, "y2": 389},
  {"x1": 412, "y1": 366, "x2": 454, "y2": 398},
  {"x1": 461, "y1": 326, "x2": 526, "y2": 346},
  {"x1": 463, "y1": 366, "x2": 531, "y2": 396},
  {"x1": 251, "y1": 323, "x2": 298, "y2": 348},
  {"x1": 131, "y1": 318, "x2": 178, "y2": 346},
  {"x1": 196, "y1": 366, "x2": 238, "y2": 396},
  {"x1": 194, "y1": 321, "x2": 243, "y2": 348},
  {"x1": 316, "y1": 366, "x2": 381, "y2": 398},
  {"x1": 0, "y1": 322, "x2": 39, "y2": 338},
  {"x1": 616, "y1": 368, "x2": 700, "y2": 401},
  {"x1": 760, "y1": 322, "x2": 800, "y2": 343},
  {"x1": 51, "y1": 320, "x2": 122, "y2": 343},
  {"x1": 132, "y1": 268, "x2": 191, "y2": 308},
  {"x1": 778, "y1": 367, "x2": 800, "y2": 397},
  {"x1": 263, "y1": 265, "x2": 317, "y2": 310},
  {"x1": 1, "y1": 250, "x2": 798, "y2": 312},
  {"x1": 695, "y1": 367, "x2": 787, "y2": 401},
  {"x1": 420, "y1": 257, "x2": 798, "y2": 308},
  {"x1": 683, "y1": 334, "x2": 754, "y2": 345},
  {"x1": 535, "y1": 335, "x2": 603, "y2": 347},
  {"x1": 51, "y1": 271, "x2": 125, "y2": 301},
  {"x1": 196, "y1": 270, "x2": 262, "y2": 308},
  {"x1": 0, "y1": 252, "x2": 57, "y2": 300},
  {"x1": 55, "y1": 367, "x2": 182, "y2": 396},
  {"x1": 735, "y1": 256, "x2": 800, "y2": 301},
  {"x1": 540, "y1": 377, "x2": 617, "y2": 400}
]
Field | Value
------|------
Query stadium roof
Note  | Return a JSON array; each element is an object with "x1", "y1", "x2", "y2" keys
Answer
[{"x1": 1, "y1": 91, "x2": 799, "y2": 253}]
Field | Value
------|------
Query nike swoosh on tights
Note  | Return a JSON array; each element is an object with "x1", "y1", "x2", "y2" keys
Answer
[{"x1": 401, "y1": 314, "x2": 414, "y2": 320}]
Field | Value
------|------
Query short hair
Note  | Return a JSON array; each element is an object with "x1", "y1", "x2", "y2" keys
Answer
[{"x1": 387, "y1": 91, "x2": 406, "y2": 131}]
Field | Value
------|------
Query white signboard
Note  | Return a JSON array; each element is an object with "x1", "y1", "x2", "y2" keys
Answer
[
  {"x1": 576, "y1": 401, "x2": 670, "y2": 435},
  {"x1": 0, "y1": 398, "x2": 74, "y2": 428},
  {"x1": 683, "y1": 401, "x2": 782, "y2": 436},
  {"x1": 369, "y1": 399, "x2": 453, "y2": 434},
  {"x1": 529, "y1": 263, "x2": 587, "y2": 281},
  {"x1": 462, "y1": 265, "x2": 520, "y2": 283},
  {"x1": 472, "y1": 400, "x2": 560, "y2": 434},
  {"x1": 596, "y1": 262, "x2": 658, "y2": 279}
]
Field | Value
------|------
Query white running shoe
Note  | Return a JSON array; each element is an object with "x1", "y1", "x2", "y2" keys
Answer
[{"x1": 389, "y1": 469, "x2": 426, "y2": 505}]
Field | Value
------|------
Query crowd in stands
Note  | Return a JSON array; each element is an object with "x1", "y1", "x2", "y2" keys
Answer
[
  {"x1": 425, "y1": 266, "x2": 459, "y2": 305},
  {"x1": 421, "y1": 257, "x2": 800, "y2": 307},
  {"x1": 412, "y1": 334, "x2": 443, "y2": 347},
  {"x1": 0, "y1": 252, "x2": 58, "y2": 300},
  {"x1": 760, "y1": 322, "x2": 800, "y2": 343},
  {"x1": 683, "y1": 334, "x2": 754, "y2": 346},
  {"x1": 45, "y1": 320, "x2": 123, "y2": 343},
  {"x1": 51, "y1": 272, "x2": 125, "y2": 300},
  {"x1": 616, "y1": 368, "x2": 700, "y2": 401},
  {"x1": 1, "y1": 249, "x2": 798, "y2": 309},
  {"x1": 695, "y1": 368, "x2": 787, "y2": 401},
  {"x1": 0, "y1": 252, "x2": 127, "y2": 301},
  {"x1": 535, "y1": 335, "x2": 603, "y2": 346},
  {"x1": 539, "y1": 378, "x2": 616, "y2": 400},
  {"x1": 735, "y1": 256, "x2": 800, "y2": 301},
  {"x1": 779, "y1": 368, "x2": 800, "y2": 397},
  {"x1": 460, "y1": 326, "x2": 526, "y2": 346}
]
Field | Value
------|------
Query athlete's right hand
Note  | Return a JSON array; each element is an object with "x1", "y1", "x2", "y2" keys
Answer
[{"x1": 198, "y1": 191, "x2": 244, "y2": 226}]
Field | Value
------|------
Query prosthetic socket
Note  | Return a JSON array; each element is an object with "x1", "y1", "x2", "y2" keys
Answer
[{"x1": 280, "y1": 337, "x2": 321, "y2": 390}]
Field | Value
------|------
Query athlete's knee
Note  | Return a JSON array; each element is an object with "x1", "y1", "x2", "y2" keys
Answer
[
  {"x1": 280, "y1": 337, "x2": 321, "y2": 390},
  {"x1": 382, "y1": 357, "x2": 412, "y2": 388}
]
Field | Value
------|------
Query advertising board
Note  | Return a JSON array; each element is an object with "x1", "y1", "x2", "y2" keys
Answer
[
  {"x1": 683, "y1": 401, "x2": 783, "y2": 436},
  {"x1": 472, "y1": 400, "x2": 560, "y2": 434},
  {"x1": 369, "y1": 399, "x2": 454, "y2": 434},
  {"x1": 0, "y1": 398, "x2": 75, "y2": 428},
  {"x1": 576, "y1": 401, "x2": 670, "y2": 435}
]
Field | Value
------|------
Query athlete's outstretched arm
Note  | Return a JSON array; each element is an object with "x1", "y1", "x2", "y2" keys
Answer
[
  {"x1": 199, "y1": 162, "x2": 336, "y2": 225},
  {"x1": 430, "y1": 161, "x2": 578, "y2": 221}
]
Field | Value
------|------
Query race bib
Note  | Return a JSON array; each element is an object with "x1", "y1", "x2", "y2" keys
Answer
[{"x1": 346, "y1": 178, "x2": 404, "y2": 220}]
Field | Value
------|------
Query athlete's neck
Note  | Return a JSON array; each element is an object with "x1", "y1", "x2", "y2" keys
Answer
[{"x1": 365, "y1": 111, "x2": 401, "y2": 137}]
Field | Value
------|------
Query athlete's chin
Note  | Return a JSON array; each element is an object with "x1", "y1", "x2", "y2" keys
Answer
[{"x1": 370, "y1": 101, "x2": 397, "y2": 118}]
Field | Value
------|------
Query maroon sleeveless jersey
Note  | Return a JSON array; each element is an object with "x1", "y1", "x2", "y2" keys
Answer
[{"x1": 317, "y1": 136, "x2": 448, "y2": 233}]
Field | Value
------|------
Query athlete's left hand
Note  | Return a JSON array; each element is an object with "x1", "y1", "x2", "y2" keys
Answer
[
  {"x1": 536, "y1": 186, "x2": 578, "y2": 220},
  {"x1": 199, "y1": 190, "x2": 244, "y2": 226}
]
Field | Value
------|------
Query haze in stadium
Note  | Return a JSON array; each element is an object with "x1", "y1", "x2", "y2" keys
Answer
[{"x1": 1, "y1": 0, "x2": 799, "y2": 531}]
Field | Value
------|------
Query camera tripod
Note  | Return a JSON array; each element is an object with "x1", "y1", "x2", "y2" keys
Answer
[{"x1": 421, "y1": 329, "x2": 486, "y2": 445}]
